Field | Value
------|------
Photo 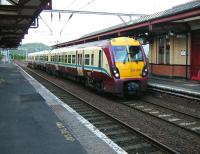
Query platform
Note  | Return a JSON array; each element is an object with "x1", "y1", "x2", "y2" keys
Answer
[
  {"x1": 0, "y1": 62, "x2": 123, "y2": 154},
  {"x1": 149, "y1": 76, "x2": 200, "y2": 98}
]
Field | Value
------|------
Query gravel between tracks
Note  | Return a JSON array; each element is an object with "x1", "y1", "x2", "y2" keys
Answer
[{"x1": 18, "y1": 62, "x2": 200, "y2": 154}]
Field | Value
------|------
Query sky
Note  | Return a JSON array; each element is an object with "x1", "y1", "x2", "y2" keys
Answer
[{"x1": 21, "y1": 0, "x2": 193, "y2": 46}]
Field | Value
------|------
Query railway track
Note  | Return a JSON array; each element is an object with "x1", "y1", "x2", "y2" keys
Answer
[
  {"x1": 122, "y1": 97, "x2": 200, "y2": 136},
  {"x1": 18, "y1": 64, "x2": 178, "y2": 154}
]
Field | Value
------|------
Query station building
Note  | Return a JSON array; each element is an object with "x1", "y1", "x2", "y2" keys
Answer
[{"x1": 54, "y1": 0, "x2": 200, "y2": 80}]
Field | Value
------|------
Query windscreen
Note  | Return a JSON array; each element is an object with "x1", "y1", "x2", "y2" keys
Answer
[{"x1": 112, "y1": 46, "x2": 143, "y2": 62}]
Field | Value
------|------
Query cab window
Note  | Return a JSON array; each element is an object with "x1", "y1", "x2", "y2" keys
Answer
[{"x1": 112, "y1": 46, "x2": 143, "y2": 62}]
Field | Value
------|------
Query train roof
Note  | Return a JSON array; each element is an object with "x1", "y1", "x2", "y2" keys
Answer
[
  {"x1": 28, "y1": 50, "x2": 50, "y2": 56},
  {"x1": 54, "y1": 37, "x2": 140, "y2": 50},
  {"x1": 50, "y1": 46, "x2": 102, "y2": 54},
  {"x1": 28, "y1": 37, "x2": 140, "y2": 56}
]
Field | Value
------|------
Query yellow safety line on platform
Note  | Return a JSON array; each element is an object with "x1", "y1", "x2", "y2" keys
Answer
[{"x1": 56, "y1": 122, "x2": 75, "y2": 142}]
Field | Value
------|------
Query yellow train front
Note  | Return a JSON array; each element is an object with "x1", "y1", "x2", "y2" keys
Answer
[{"x1": 106, "y1": 37, "x2": 148, "y2": 96}]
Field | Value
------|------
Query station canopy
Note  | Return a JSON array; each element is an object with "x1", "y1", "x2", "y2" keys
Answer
[{"x1": 0, "y1": 0, "x2": 50, "y2": 48}]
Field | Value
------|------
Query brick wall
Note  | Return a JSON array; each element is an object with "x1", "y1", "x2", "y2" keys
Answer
[{"x1": 149, "y1": 64, "x2": 190, "y2": 78}]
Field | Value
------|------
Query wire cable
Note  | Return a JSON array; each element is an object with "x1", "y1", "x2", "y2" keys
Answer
[{"x1": 60, "y1": 0, "x2": 96, "y2": 36}]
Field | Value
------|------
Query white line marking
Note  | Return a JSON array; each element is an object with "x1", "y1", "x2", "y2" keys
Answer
[
  {"x1": 143, "y1": 108, "x2": 152, "y2": 111},
  {"x1": 191, "y1": 127, "x2": 200, "y2": 130},
  {"x1": 158, "y1": 114, "x2": 172, "y2": 117},
  {"x1": 168, "y1": 118, "x2": 181, "y2": 122},
  {"x1": 179, "y1": 122, "x2": 196, "y2": 126},
  {"x1": 149, "y1": 111, "x2": 159, "y2": 114},
  {"x1": 136, "y1": 105, "x2": 144, "y2": 108},
  {"x1": 16, "y1": 64, "x2": 128, "y2": 154}
]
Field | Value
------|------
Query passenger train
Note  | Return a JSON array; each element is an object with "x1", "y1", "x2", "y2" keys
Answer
[{"x1": 27, "y1": 37, "x2": 148, "y2": 96}]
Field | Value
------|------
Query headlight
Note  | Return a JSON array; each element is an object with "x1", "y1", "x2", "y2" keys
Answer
[
  {"x1": 114, "y1": 73, "x2": 120, "y2": 78},
  {"x1": 112, "y1": 66, "x2": 120, "y2": 79},
  {"x1": 142, "y1": 66, "x2": 148, "y2": 77}
]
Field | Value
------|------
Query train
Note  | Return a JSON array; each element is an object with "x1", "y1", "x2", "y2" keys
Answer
[{"x1": 27, "y1": 37, "x2": 148, "y2": 96}]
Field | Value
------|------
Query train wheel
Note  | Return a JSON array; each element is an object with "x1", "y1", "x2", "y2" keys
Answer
[
  {"x1": 95, "y1": 81, "x2": 104, "y2": 94},
  {"x1": 55, "y1": 71, "x2": 59, "y2": 77}
]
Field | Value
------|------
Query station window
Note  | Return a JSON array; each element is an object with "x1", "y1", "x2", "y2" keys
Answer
[
  {"x1": 68, "y1": 55, "x2": 71, "y2": 63},
  {"x1": 91, "y1": 54, "x2": 94, "y2": 65},
  {"x1": 65, "y1": 55, "x2": 68, "y2": 63},
  {"x1": 85, "y1": 54, "x2": 90, "y2": 65},
  {"x1": 72, "y1": 55, "x2": 76, "y2": 64},
  {"x1": 158, "y1": 36, "x2": 170, "y2": 64}
]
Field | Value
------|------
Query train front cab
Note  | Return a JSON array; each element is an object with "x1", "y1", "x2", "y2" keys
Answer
[{"x1": 109, "y1": 37, "x2": 148, "y2": 96}]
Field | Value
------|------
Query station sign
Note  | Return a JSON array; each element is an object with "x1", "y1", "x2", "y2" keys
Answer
[{"x1": 180, "y1": 50, "x2": 186, "y2": 56}]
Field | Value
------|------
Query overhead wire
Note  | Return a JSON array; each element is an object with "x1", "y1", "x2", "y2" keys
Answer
[
  {"x1": 60, "y1": 0, "x2": 96, "y2": 36},
  {"x1": 39, "y1": 15, "x2": 53, "y2": 35}
]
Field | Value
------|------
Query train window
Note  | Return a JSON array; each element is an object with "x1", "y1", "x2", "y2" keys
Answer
[
  {"x1": 58, "y1": 55, "x2": 61, "y2": 62},
  {"x1": 78, "y1": 54, "x2": 80, "y2": 65},
  {"x1": 85, "y1": 54, "x2": 90, "y2": 65},
  {"x1": 91, "y1": 54, "x2": 94, "y2": 65},
  {"x1": 72, "y1": 55, "x2": 76, "y2": 64},
  {"x1": 99, "y1": 50, "x2": 102, "y2": 67},
  {"x1": 68, "y1": 55, "x2": 71, "y2": 63},
  {"x1": 112, "y1": 46, "x2": 143, "y2": 62},
  {"x1": 112, "y1": 46, "x2": 128, "y2": 62},
  {"x1": 129, "y1": 46, "x2": 143, "y2": 61},
  {"x1": 65, "y1": 55, "x2": 68, "y2": 63}
]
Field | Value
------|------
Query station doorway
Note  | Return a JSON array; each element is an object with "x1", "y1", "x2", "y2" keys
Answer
[{"x1": 191, "y1": 30, "x2": 200, "y2": 80}]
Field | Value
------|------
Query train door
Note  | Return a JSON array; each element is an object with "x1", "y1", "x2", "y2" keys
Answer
[
  {"x1": 77, "y1": 50, "x2": 84, "y2": 76},
  {"x1": 191, "y1": 30, "x2": 200, "y2": 79}
]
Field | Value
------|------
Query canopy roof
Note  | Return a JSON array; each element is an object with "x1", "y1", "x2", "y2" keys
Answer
[{"x1": 0, "y1": 0, "x2": 50, "y2": 48}]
